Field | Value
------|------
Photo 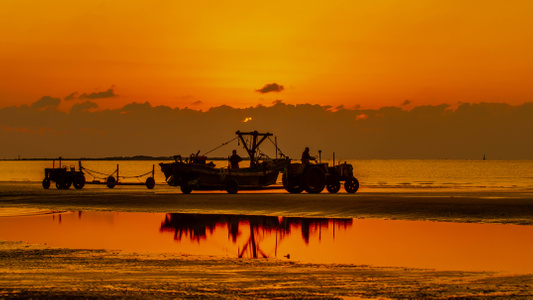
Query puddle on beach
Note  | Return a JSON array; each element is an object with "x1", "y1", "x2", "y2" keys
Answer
[{"x1": 1, "y1": 210, "x2": 532, "y2": 274}]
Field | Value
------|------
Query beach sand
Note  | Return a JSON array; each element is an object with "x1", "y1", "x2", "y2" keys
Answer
[{"x1": 1, "y1": 182, "x2": 532, "y2": 298}]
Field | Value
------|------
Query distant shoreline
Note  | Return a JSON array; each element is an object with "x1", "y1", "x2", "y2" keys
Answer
[{"x1": 0, "y1": 156, "x2": 235, "y2": 161}]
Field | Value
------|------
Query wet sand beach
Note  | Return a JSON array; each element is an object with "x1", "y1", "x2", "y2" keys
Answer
[{"x1": 1, "y1": 182, "x2": 533, "y2": 298}]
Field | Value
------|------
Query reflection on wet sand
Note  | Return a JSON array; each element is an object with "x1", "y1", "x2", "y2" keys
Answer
[
  {"x1": 160, "y1": 214, "x2": 352, "y2": 258},
  {"x1": 1, "y1": 211, "x2": 533, "y2": 273}
]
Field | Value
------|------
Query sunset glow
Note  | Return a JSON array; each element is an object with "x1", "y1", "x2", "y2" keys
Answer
[{"x1": 2, "y1": 1, "x2": 533, "y2": 111}]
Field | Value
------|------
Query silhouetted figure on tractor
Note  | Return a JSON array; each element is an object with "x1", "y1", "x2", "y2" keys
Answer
[
  {"x1": 229, "y1": 149, "x2": 242, "y2": 169},
  {"x1": 301, "y1": 147, "x2": 316, "y2": 165}
]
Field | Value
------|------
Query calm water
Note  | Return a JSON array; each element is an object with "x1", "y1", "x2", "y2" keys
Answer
[
  {"x1": 1, "y1": 159, "x2": 533, "y2": 190},
  {"x1": 0, "y1": 211, "x2": 532, "y2": 274}
]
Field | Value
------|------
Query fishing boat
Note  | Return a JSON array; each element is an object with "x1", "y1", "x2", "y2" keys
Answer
[{"x1": 160, "y1": 131, "x2": 291, "y2": 193}]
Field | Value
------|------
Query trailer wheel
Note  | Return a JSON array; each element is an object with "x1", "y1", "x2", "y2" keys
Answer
[
  {"x1": 225, "y1": 178, "x2": 239, "y2": 194},
  {"x1": 303, "y1": 166, "x2": 326, "y2": 194},
  {"x1": 73, "y1": 174, "x2": 86, "y2": 189},
  {"x1": 345, "y1": 177, "x2": 359, "y2": 193},
  {"x1": 180, "y1": 183, "x2": 192, "y2": 194},
  {"x1": 42, "y1": 178, "x2": 50, "y2": 189},
  {"x1": 326, "y1": 181, "x2": 341, "y2": 193},
  {"x1": 106, "y1": 176, "x2": 116, "y2": 188},
  {"x1": 145, "y1": 177, "x2": 155, "y2": 189}
]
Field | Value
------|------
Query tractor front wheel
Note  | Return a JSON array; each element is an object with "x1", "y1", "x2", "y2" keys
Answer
[
  {"x1": 344, "y1": 177, "x2": 359, "y2": 193},
  {"x1": 326, "y1": 181, "x2": 341, "y2": 193},
  {"x1": 42, "y1": 178, "x2": 50, "y2": 189}
]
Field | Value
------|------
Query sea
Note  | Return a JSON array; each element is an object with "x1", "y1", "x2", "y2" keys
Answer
[
  {"x1": 1, "y1": 158, "x2": 532, "y2": 191},
  {"x1": 1, "y1": 159, "x2": 533, "y2": 273}
]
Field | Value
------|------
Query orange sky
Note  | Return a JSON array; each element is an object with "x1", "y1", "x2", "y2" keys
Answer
[{"x1": 1, "y1": 0, "x2": 533, "y2": 111}]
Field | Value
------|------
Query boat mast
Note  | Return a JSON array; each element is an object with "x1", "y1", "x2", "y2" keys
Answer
[{"x1": 236, "y1": 131, "x2": 272, "y2": 167}]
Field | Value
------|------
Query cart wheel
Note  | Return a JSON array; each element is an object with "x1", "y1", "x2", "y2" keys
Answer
[
  {"x1": 106, "y1": 176, "x2": 116, "y2": 188},
  {"x1": 42, "y1": 178, "x2": 50, "y2": 189},
  {"x1": 303, "y1": 166, "x2": 326, "y2": 193},
  {"x1": 344, "y1": 177, "x2": 359, "y2": 193},
  {"x1": 180, "y1": 183, "x2": 192, "y2": 194},
  {"x1": 326, "y1": 181, "x2": 341, "y2": 193},
  {"x1": 73, "y1": 174, "x2": 86, "y2": 189},
  {"x1": 145, "y1": 177, "x2": 155, "y2": 189},
  {"x1": 225, "y1": 178, "x2": 239, "y2": 194}
]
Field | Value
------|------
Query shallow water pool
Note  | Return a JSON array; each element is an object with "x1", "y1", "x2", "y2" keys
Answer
[{"x1": 1, "y1": 210, "x2": 532, "y2": 274}]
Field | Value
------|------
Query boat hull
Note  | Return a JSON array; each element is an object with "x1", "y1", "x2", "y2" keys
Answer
[{"x1": 160, "y1": 158, "x2": 290, "y2": 191}]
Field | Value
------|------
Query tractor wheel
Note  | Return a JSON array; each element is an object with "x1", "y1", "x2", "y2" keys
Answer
[
  {"x1": 225, "y1": 178, "x2": 239, "y2": 194},
  {"x1": 282, "y1": 174, "x2": 303, "y2": 194},
  {"x1": 344, "y1": 177, "x2": 359, "y2": 193},
  {"x1": 64, "y1": 179, "x2": 72, "y2": 189},
  {"x1": 55, "y1": 178, "x2": 64, "y2": 190},
  {"x1": 73, "y1": 174, "x2": 86, "y2": 189},
  {"x1": 303, "y1": 166, "x2": 326, "y2": 194},
  {"x1": 326, "y1": 181, "x2": 341, "y2": 193},
  {"x1": 106, "y1": 176, "x2": 117, "y2": 188},
  {"x1": 145, "y1": 177, "x2": 155, "y2": 189},
  {"x1": 42, "y1": 178, "x2": 50, "y2": 189}
]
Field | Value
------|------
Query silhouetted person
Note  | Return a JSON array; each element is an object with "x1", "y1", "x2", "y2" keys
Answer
[
  {"x1": 301, "y1": 147, "x2": 315, "y2": 164},
  {"x1": 229, "y1": 150, "x2": 242, "y2": 169}
]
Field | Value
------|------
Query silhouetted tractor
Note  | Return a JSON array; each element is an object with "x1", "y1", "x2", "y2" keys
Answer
[
  {"x1": 42, "y1": 158, "x2": 86, "y2": 190},
  {"x1": 282, "y1": 161, "x2": 359, "y2": 194}
]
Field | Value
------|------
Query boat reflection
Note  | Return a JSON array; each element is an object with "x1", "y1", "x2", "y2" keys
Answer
[{"x1": 160, "y1": 213, "x2": 352, "y2": 259}]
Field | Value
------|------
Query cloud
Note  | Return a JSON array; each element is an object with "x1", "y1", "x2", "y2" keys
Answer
[
  {"x1": 191, "y1": 100, "x2": 203, "y2": 106},
  {"x1": 31, "y1": 96, "x2": 61, "y2": 109},
  {"x1": 70, "y1": 101, "x2": 98, "y2": 113},
  {"x1": 79, "y1": 88, "x2": 117, "y2": 100},
  {"x1": 121, "y1": 101, "x2": 152, "y2": 112},
  {"x1": 65, "y1": 92, "x2": 78, "y2": 101},
  {"x1": 402, "y1": 100, "x2": 411, "y2": 106},
  {"x1": 1, "y1": 101, "x2": 533, "y2": 159},
  {"x1": 256, "y1": 83, "x2": 284, "y2": 94}
]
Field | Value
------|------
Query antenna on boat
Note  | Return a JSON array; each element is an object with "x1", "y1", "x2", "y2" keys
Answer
[{"x1": 236, "y1": 130, "x2": 272, "y2": 168}]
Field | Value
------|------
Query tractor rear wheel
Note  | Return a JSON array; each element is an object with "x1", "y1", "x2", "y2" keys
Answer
[
  {"x1": 55, "y1": 178, "x2": 65, "y2": 190},
  {"x1": 283, "y1": 174, "x2": 304, "y2": 193},
  {"x1": 64, "y1": 179, "x2": 72, "y2": 189},
  {"x1": 303, "y1": 166, "x2": 326, "y2": 193},
  {"x1": 73, "y1": 174, "x2": 86, "y2": 189}
]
